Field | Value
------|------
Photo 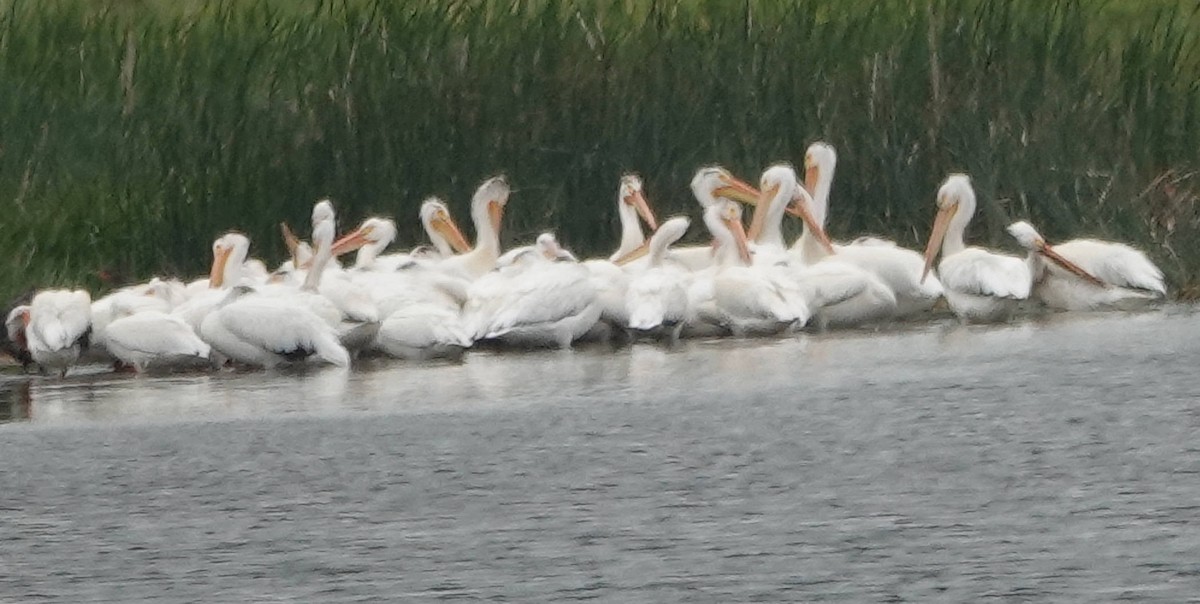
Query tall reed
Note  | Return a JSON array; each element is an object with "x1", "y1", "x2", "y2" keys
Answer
[{"x1": 1, "y1": 0, "x2": 1197, "y2": 300}]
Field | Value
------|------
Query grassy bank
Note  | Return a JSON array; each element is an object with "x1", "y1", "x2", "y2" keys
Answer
[{"x1": 1, "y1": 0, "x2": 1198, "y2": 301}]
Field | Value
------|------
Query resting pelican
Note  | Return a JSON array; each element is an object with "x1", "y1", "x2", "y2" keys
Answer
[
  {"x1": 751, "y1": 164, "x2": 897, "y2": 329},
  {"x1": 24, "y1": 289, "x2": 92, "y2": 377},
  {"x1": 625, "y1": 216, "x2": 692, "y2": 339},
  {"x1": 103, "y1": 311, "x2": 211, "y2": 373},
  {"x1": 441, "y1": 176, "x2": 511, "y2": 280},
  {"x1": 791, "y1": 143, "x2": 944, "y2": 318},
  {"x1": 1006, "y1": 220, "x2": 1165, "y2": 310},
  {"x1": 698, "y1": 200, "x2": 809, "y2": 336},
  {"x1": 921, "y1": 174, "x2": 1031, "y2": 322},
  {"x1": 200, "y1": 285, "x2": 350, "y2": 368},
  {"x1": 464, "y1": 233, "x2": 600, "y2": 349}
]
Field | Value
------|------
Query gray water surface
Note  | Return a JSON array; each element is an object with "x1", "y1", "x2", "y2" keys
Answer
[{"x1": 2, "y1": 309, "x2": 1199, "y2": 602}]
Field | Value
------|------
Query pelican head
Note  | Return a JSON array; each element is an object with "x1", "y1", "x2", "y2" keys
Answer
[
  {"x1": 331, "y1": 217, "x2": 398, "y2": 258},
  {"x1": 704, "y1": 199, "x2": 752, "y2": 265},
  {"x1": 803, "y1": 142, "x2": 837, "y2": 195},
  {"x1": 312, "y1": 199, "x2": 336, "y2": 225},
  {"x1": 690, "y1": 166, "x2": 760, "y2": 208},
  {"x1": 420, "y1": 198, "x2": 472, "y2": 255},
  {"x1": 619, "y1": 173, "x2": 658, "y2": 230},
  {"x1": 1006, "y1": 220, "x2": 1107, "y2": 287},
  {"x1": 749, "y1": 164, "x2": 836, "y2": 254},
  {"x1": 473, "y1": 175, "x2": 511, "y2": 237},
  {"x1": 1005, "y1": 220, "x2": 1043, "y2": 250},
  {"x1": 535, "y1": 233, "x2": 578, "y2": 262},
  {"x1": 921, "y1": 173, "x2": 975, "y2": 282},
  {"x1": 209, "y1": 232, "x2": 251, "y2": 288}
]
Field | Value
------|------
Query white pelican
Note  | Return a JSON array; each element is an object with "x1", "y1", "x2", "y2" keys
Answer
[
  {"x1": 332, "y1": 199, "x2": 472, "y2": 272},
  {"x1": 1006, "y1": 220, "x2": 1166, "y2": 310},
  {"x1": 610, "y1": 174, "x2": 658, "y2": 261},
  {"x1": 103, "y1": 311, "x2": 212, "y2": 373},
  {"x1": 625, "y1": 216, "x2": 692, "y2": 339},
  {"x1": 921, "y1": 174, "x2": 1031, "y2": 322},
  {"x1": 330, "y1": 203, "x2": 474, "y2": 361},
  {"x1": 441, "y1": 176, "x2": 511, "y2": 280},
  {"x1": 199, "y1": 285, "x2": 350, "y2": 368},
  {"x1": 751, "y1": 164, "x2": 897, "y2": 329},
  {"x1": 697, "y1": 200, "x2": 809, "y2": 336},
  {"x1": 616, "y1": 167, "x2": 759, "y2": 270},
  {"x1": 791, "y1": 143, "x2": 944, "y2": 318},
  {"x1": 24, "y1": 289, "x2": 92, "y2": 377},
  {"x1": 173, "y1": 232, "x2": 252, "y2": 331},
  {"x1": 464, "y1": 233, "x2": 600, "y2": 349}
]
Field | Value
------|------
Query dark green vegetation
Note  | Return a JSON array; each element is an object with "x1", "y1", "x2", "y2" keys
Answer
[{"x1": 2, "y1": 0, "x2": 1198, "y2": 300}]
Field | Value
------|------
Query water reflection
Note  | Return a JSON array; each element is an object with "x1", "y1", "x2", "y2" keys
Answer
[{"x1": 2, "y1": 307, "x2": 1195, "y2": 428}]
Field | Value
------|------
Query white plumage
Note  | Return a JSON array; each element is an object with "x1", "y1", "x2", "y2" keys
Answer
[
  {"x1": 26, "y1": 289, "x2": 92, "y2": 377},
  {"x1": 1006, "y1": 220, "x2": 1165, "y2": 311},
  {"x1": 200, "y1": 286, "x2": 349, "y2": 368},
  {"x1": 104, "y1": 311, "x2": 211, "y2": 372},
  {"x1": 922, "y1": 174, "x2": 1031, "y2": 322},
  {"x1": 625, "y1": 216, "x2": 692, "y2": 338},
  {"x1": 464, "y1": 236, "x2": 600, "y2": 348}
]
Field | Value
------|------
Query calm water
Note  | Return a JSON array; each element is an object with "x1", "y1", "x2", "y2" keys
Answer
[{"x1": 2, "y1": 308, "x2": 1199, "y2": 602}]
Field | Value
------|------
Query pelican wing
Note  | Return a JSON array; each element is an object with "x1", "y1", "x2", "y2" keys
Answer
[
  {"x1": 939, "y1": 248, "x2": 1031, "y2": 299},
  {"x1": 474, "y1": 264, "x2": 597, "y2": 339},
  {"x1": 1055, "y1": 240, "x2": 1165, "y2": 294},
  {"x1": 106, "y1": 311, "x2": 210, "y2": 359},
  {"x1": 215, "y1": 298, "x2": 349, "y2": 365}
]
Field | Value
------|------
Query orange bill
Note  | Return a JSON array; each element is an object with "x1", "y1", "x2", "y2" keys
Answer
[
  {"x1": 921, "y1": 204, "x2": 957, "y2": 283},
  {"x1": 1039, "y1": 243, "x2": 1108, "y2": 287},
  {"x1": 625, "y1": 189, "x2": 658, "y2": 231},
  {"x1": 432, "y1": 212, "x2": 472, "y2": 254}
]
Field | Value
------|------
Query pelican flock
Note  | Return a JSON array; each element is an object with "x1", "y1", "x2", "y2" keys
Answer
[{"x1": 1, "y1": 142, "x2": 1170, "y2": 377}]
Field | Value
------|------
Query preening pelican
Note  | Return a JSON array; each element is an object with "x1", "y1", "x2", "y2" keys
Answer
[
  {"x1": 625, "y1": 216, "x2": 692, "y2": 339},
  {"x1": 464, "y1": 233, "x2": 600, "y2": 349},
  {"x1": 1006, "y1": 220, "x2": 1166, "y2": 311},
  {"x1": 752, "y1": 164, "x2": 897, "y2": 329},
  {"x1": 791, "y1": 143, "x2": 943, "y2": 318},
  {"x1": 104, "y1": 311, "x2": 212, "y2": 373},
  {"x1": 441, "y1": 176, "x2": 511, "y2": 280},
  {"x1": 199, "y1": 285, "x2": 350, "y2": 368},
  {"x1": 25, "y1": 289, "x2": 92, "y2": 377},
  {"x1": 922, "y1": 174, "x2": 1031, "y2": 322}
]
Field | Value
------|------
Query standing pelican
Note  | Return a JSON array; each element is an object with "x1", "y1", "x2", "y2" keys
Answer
[
  {"x1": 441, "y1": 176, "x2": 511, "y2": 280},
  {"x1": 921, "y1": 175, "x2": 1031, "y2": 322},
  {"x1": 789, "y1": 143, "x2": 944, "y2": 318},
  {"x1": 24, "y1": 289, "x2": 92, "y2": 377},
  {"x1": 1006, "y1": 221, "x2": 1165, "y2": 310},
  {"x1": 625, "y1": 216, "x2": 692, "y2": 339}
]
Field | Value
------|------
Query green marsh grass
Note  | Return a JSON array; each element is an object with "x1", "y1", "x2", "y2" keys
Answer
[{"x1": 1, "y1": 0, "x2": 1198, "y2": 300}]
